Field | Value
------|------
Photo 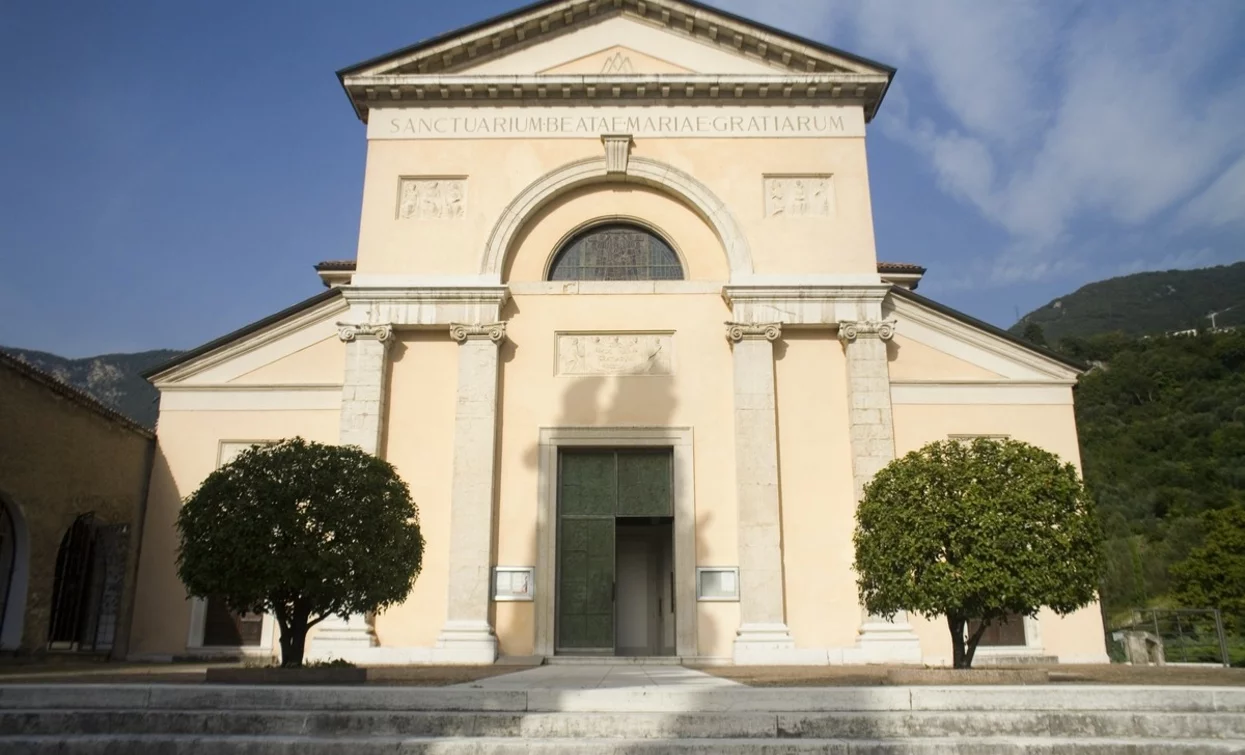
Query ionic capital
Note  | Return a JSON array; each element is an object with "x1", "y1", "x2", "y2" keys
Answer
[
  {"x1": 450, "y1": 322, "x2": 507, "y2": 344},
  {"x1": 337, "y1": 322, "x2": 394, "y2": 344},
  {"x1": 725, "y1": 321, "x2": 782, "y2": 343},
  {"x1": 838, "y1": 320, "x2": 896, "y2": 343}
]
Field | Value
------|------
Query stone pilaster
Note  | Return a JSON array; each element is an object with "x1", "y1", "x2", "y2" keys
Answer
[
  {"x1": 838, "y1": 319, "x2": 921, "y2": 664},
  {"x1": 309, "y1": 321, "x2": 393, "y2": 658},
  {"x1": 726, "y1": 322, "x2": 798, "y2": 663},
  {"x1": 434, "y1": 322, "x2": 506, "y2": 663}
]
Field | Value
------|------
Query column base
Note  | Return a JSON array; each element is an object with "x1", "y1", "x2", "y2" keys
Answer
[
  {"x1": 842, "y1": 619, "x2": 923, "y2": 665},
  {"x1": 733, "y1": 622, "x2": 822, "y2": 664},
  {"x1": 432, "y1": 620, "x2": 498, "y2": 664}
]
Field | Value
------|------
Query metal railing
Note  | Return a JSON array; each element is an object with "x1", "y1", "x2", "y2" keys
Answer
[{"x1": 1110, "y1": 608, "x2": 1233, "y2": 667}]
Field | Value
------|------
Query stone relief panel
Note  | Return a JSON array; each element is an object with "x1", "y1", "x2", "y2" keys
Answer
[
  {"x1": 764, "y1": 175, "x2": 834, "y2": 218},
  {"x1": 397, "y1": 178, "x2": 466, "y2": 220},
  {"x1": 556, "y1": 332, "x2": 674, "y2": 376}
]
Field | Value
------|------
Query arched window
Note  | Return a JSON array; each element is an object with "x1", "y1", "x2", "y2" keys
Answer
[{"x1": 548, "y1": 223, "x2": 683, "y2": 281}]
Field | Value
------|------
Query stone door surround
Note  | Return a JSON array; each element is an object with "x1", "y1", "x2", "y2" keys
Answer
[{"x1": 535, "y1": 426, "x2": 696, "y2": 658}]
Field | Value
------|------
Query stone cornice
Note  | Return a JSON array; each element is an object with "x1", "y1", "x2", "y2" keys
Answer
[
  {"x1": 722, "y1": 283, "x2": 891, "y2": 326},
  {"x1": 450, "y1": 322, "x2": 508, "y2": 343},
  {"x1": 344, "y1": 73, "x2": 889, "y2": 110},
  {"x1": 342, "y1": 286, "x2": 511, "y2": 329},
  {"x1": 725, "y1": 321, "x2": 781, "y2": 342}
]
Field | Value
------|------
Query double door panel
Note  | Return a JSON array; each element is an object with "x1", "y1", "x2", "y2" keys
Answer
[{"x1": 556, "y1": 450, "x2": 671, "y2": 652}]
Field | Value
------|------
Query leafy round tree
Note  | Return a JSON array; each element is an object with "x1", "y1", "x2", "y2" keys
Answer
[
  {"x1": 1173, "y1": 505, "x2": 1245, "y2": 625},
  {"x1": 853, "y1": 438, "x2": 1103, "y2": 668},
  {"x1": 176, "y1": 438, "x2": 424, "y2": 666}
]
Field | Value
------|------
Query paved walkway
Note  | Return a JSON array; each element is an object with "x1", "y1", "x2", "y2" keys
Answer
[{"x1": 455, "y1": 663, "x2": 742, "y2": 690}]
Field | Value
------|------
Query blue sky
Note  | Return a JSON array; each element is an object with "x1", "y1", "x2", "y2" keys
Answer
[{"x1": 1, "y1": 1, "x2": 1242, "y2": 357}]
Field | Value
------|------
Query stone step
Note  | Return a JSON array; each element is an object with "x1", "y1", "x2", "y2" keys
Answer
[
  {"x1": 3, "y1": 684, "x2": 1243, "y2": 714},
  {"x1": 2, "y1": 735, "x2": 1243, "y2": 754},
  {"x1": 2, "y1": 709, "x2": 1243, "y2": 741}
]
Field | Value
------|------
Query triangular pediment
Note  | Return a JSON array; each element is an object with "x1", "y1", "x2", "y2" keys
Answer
[{"x1": 341, "y1": 1, "x2": 890, "y2": 78}]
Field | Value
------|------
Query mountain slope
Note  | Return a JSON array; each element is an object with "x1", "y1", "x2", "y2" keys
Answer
[
  {"x1": 1011, "y1": 261, "x2": 1245, "y2": 342},
  {"x1": 1, "y1": 347, "x2": 180, "y2": 429}
]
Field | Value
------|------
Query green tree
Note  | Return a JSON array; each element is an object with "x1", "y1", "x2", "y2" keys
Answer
[
  {"x1": 176, "y1": 438, "x2": 425, "y2": 666},
  {"x1": 853, "y1": 438, "x2": 1104, "y2": 668},
  {"x1": 1172, "y1": 505, "x2": 1245, "y2": 623},
  {"x1": 1021, "y1": 321, "x2": 1048, "y2": 347}
]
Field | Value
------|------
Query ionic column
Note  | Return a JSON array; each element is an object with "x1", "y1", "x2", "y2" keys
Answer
[
  {"x1": 310, "y1": 322, "x2": 394, "y2": 657},
  {"x1": 434, "y1": 322, "x2": 506, "y2": 663},
  {"x1": 726, "y1": 322, "x2": 797, "y2": 663},
  {"x1": 839, "y1": 320, "x2": 921, "y2": 663}
]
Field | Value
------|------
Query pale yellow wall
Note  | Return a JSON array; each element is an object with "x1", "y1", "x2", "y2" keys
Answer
[
  {"x1": 506, "y1": 183, "x2": 727, "y2": 281},
  {"x1": 371, "y1": 333, "x2": 458, "y2": 647},
  {"x1": 886, "y1": 335, "x2": 1004, "y2": 381},
  {"x1": 540, "y1": 46, "x2": 692, "y2": 75},
  {"x1": 490, "y1": 292, "x2": 739, "y2": 657},
  {"x1": 892, "y1": 403, "x2": 1084, "y2": 469},
  {"x1": 129, "y1": 409, "x2": 340, "y2": 657},
  {"x1": 355, "y1": 133, "x2": 877, "y2": 279},
  {"x1": 228, "y1": 335, "x2": 345, "y2": 385},
  {"x1": 774, "y1": 333, "x2": 861, "y2": 650}
]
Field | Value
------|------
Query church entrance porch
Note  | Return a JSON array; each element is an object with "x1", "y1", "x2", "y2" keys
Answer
[{"x1": 555, "y1": 450, "x2": 675, "y2": 657}]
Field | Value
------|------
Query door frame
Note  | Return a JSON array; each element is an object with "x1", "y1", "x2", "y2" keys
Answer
[{"x1": 536, "y1": 427, "x2": 696, "y2": 657}]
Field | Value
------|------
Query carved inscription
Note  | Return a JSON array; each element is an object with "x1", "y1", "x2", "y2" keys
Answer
[
  {"x1": 557, "y1": 333, "x2": 673, "y2": 376},
  {"x1": 765, "y1": 176, "x2": 833, "y2": 218},
  {"x1": 398, "y1": 178, "x2": 465, "y2": 220}
]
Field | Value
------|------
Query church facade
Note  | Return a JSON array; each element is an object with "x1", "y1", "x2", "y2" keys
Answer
[{"x1": 129, "y1": 0, "x2": 1108, "y2": 666}]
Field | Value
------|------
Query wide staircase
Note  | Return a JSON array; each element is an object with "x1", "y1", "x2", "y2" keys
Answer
[{"x1": 1, "y1": 682, "x2": 1243, "y2": 752}]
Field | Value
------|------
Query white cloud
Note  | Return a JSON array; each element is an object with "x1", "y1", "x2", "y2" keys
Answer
[
  {"x1": 1178, "y1": 154, "x2": 1245, "y2": 230},
  {"x1": 710, "y1": 0, "x2": 1245, "y2": 283}
]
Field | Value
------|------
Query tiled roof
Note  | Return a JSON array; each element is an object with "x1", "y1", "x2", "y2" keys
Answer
[
  {"x1": 0, "y1": 351, "x2": 154, "y2": 438},
  {"x1": 314, "y1": 260, "x2": 358, "y2": 271},
  {"x1": 876, "y1": 261, "x2": 927, "y2": 274}
]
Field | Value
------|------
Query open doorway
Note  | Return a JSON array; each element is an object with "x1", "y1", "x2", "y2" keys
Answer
[{"x1": 615, "y1": 518, "x2": 674, "y2": 656}]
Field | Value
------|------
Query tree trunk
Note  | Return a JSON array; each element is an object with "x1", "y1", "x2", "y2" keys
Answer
[
  {"x1": 275, "y1": 606, "x2": 310, "y2": 668},
  {"x1": 964, "y1": 620, "x2": 990, "y2": 670},
  {"x1": 947, "y1": 615, "x2": 968, "y2": 669}
]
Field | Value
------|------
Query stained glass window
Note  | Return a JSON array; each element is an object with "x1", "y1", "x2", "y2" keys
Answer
[{"x1": 548, "y1": 223, "x2": 684, "y2": 281}]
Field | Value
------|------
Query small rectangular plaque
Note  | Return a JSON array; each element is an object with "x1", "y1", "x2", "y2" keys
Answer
[
  {"x1": 493, "y1": 566, "x2": 534, "y2": 602},
  {"x1": 697, "y1": 567, "x2": 740, "y2": 602},
  {"x1": 556, "y1": 332, "x2": 673, "y2": 376}
]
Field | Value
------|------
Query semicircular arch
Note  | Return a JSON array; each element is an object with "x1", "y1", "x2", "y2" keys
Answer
[{"x1": 481, "y1": 156, "x2": 753, "y2": 281}]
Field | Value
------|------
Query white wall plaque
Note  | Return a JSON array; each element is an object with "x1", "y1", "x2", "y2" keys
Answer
[
  {"x1": 493, "y1": 566, "x2": 534, "y2": 601},
  {"x1": 556, "y1": 332, "x2": 673, "y2": 376},
  {"x1": 697, "y1": 567, "x2": 740, "y2": 602},
  {"x1": 398, "y1": 178, "x2": 466, "y2": 220},
  {"x1": 764, "y1": 176, "x2": 834, "y2": 217},
  {"x1": 369, "y1": 106, "x2": 864, "y2": 140}
]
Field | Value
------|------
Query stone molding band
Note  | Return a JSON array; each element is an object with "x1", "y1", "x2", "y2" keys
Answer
[
  {"x1": 337, "y1": 322, "x2": 394, "y2": 343},
  {"x1": 838, "y1": 319, "x2": 896, "y2": 343},
  {"x1": 726, "y1": 322, "x2": 782, "y2": 342},
  {"x1": 450, "y1": 322, "x2": 508, "y2": 343}
]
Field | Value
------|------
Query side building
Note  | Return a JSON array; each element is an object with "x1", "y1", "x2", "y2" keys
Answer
[{"x1": 0, "y1": 352, "x2": 154, "y2": 658}]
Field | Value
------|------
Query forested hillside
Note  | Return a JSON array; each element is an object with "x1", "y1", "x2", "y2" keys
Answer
[
  {"x1": 1011, "y1": 262, "x2": 1245, "y2": 342},
  {"x1": 1066, "y1": 329, "x2": 1245, "y2": 622},
  {"x1": 0, "y1": 347, "x2": 179, "y2": 428}
]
